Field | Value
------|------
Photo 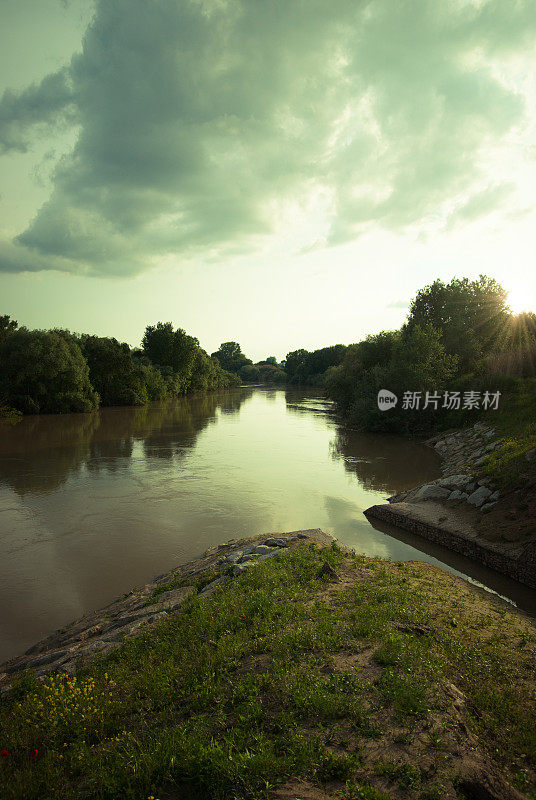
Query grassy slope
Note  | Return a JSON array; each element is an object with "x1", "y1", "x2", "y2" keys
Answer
[
  {"x1": 1, "y1": 543, "x2": 535, "y2": 800},
  {"x1": 481, "y1": 379, "x2": 536, "y2": 489}
]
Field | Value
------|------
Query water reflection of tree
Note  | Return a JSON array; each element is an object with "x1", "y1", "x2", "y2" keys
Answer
[
  {"x1": 284, "y1": 388, "x2": 334, "y2": 416},
  {"x1": 330, "y1": 428, "x2": 441, "y2": 494},
  {"x1": 0, "y1": 389, "x2": 251, "y2": 495},
  {"x1": 0, "y1": 413, "x2": 99, "y2": 495},
  {"x1": 142, "y1": 389, "x2": 253, "y2": 458},
  {"x1": 142, "y1": 395, "x2": 219, "y2": 460},
  {"x1": 218, "y1": 388, "x2": 253, "y2": 414}
]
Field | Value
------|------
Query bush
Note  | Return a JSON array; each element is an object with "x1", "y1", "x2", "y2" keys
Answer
[{"x1": 0, "y1": 329, "x2": 99, "y2": 414}]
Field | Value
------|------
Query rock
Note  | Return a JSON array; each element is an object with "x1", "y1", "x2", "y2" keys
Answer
[
  {"x1": 71, "y1": 640, "x2": 116, "y2": 658},
  {"x1": 103, "y1": 619, "x2": 150, "y2": 641},
  {"x1": 489, "y1": 490, "x2": 500, "y2": 501},
  {"x1": 464, "y1": 482, "x2": 476, "y2": 493},
  {"x1": 438, "y1": 474, "x2": 472, "y2": 489},
  {"x1": 226, "y1": 550, "x2": 244, "y2": 564},
  {"x1": 200, "y1": 576, "x2": 230, "y2": 597},
  {"x1": 19, "y1": 649, "x2": 70, "y2": 672},
  {"x1": 250, "y1": 544, "x2": 274, "y2": 556},
  {"x1": 387, "y1": 492, "x2": 407, "y2": 503},
  {"x1": 480, "y1": 502, "x2": 496, "y2": 513},
  {"x1": 295, "y1": 533, "x2": 309, "y2": 539},
  {"x1": 415, "y1": 484, "x2": 451, "y2": 500},
  {"x1": 448, "y1": 489, "x2": 465, "y2": 500},
  {"x1": 165, "y1": 586, "x2": 196, "y2": 608},
  {"x1": 231, "y1": 562, "x2": 255, "y2": 576},
  {"x1": 467, "y1": 486, "x2": 492, "y2": 507},
  {"x1": 317, "y1": 562, "x2": 339, "y2": 581},
  {"x1": 263, "y1": 537, "x2": 288, "y2": 547}
]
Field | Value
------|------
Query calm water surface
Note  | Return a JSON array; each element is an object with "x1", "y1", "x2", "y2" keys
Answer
[{"x1": 1, "y1": 387, "x2": 534, "y2": 663}]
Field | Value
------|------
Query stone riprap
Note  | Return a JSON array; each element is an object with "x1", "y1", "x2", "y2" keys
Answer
[
  {"x1": 386, "y1": 422, "x2": 502, "y2": 515},
  {"x1": 0, "y1": 529, "x2": 333, "y2": 695},
  {"x1": 365, "y1": 422, "x2": 536, "y2": 589},
  {"x1": 429, "y1": 422, "x2": 502, "y2": 477}
]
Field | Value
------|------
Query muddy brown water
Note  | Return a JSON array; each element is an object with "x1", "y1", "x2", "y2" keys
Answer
[{"x1": 1, "y1": 387, "x2": 535, "y2": 664}]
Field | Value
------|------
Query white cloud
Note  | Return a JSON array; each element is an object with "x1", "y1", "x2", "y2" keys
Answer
[{"x1": 0, "y1": 0, "x2": 535, "y2": 276}]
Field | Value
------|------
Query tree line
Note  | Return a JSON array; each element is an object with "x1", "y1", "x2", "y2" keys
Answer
[
  {"x1": 0, "y1": 318, "x2": 240, "y2": 415},
  {"x1": 2, "y1": 274, "x2": 534, "y2": 428},
  {"x1": 324, "y1": 275, "x2": 536, "y2": 434}
]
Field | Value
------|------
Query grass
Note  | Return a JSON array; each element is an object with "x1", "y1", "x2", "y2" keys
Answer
[
  {"x1": 1, "y1": 544, "x2": 535, "y2": 799},
  {"x1": 483, "y1": 420, "x2": 536, "y2": 489}
]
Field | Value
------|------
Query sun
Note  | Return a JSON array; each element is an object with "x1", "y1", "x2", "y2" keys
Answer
[{"x1": 507, "y1": 288, "x2": 534, "y2": 315}]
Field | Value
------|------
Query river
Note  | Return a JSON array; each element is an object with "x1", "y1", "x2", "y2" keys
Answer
[{"x1": 1, "y1": 386, "x2": 534, "y2": 664}]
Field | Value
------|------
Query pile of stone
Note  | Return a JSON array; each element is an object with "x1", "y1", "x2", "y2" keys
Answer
[
  {"x1": 386, "y1": 422, "x2": 504, "y2": 514},
  {"x1": 427, "y1": 422, "x2": 502, "y2": 477},
  {"x1": 0, "y1": 529, "x2": 330, "y2": 696},
  {"x1": 390, "y1": 474, "x2": 500, "y2": 513}
]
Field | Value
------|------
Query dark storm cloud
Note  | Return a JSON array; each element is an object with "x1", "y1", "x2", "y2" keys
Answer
[
  {"x1": 0, "y1": 68, "x2": 75, "y2": 154},
  {"x1": 0, "y1": 0, "x2": 535, "y2": 276}
]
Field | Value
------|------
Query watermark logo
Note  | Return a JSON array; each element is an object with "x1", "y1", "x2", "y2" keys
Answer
[
  {"x1": 401, "y1": 390, "x2": 501, "y2": 411},
  {"x1": 377, "y1": 389, "x2": 398, "y2": 410},
  {"x1": 377, "y1": 389, "x2": 501, "y2": 411}
]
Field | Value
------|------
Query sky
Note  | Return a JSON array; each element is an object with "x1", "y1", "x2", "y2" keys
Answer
[{"x1": 1, "y1": 0, "x2": 535, "y2": 362}]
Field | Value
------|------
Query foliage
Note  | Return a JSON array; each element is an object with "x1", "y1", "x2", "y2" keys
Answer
[
  {"x1": 142, "y1": 322, "x2": 199, "y2": 377},
  {"x1": 0, "y1": 406, "x2": 23, "y2": 424},
  {"x1": 324, "y1": 274, "x2": 535, "y2": 434},
  {"x1": 327, "y1": 325, "x2": 456, "y2": 433},
  {"x1": 405, "y1": 275, "x2": 510, "y2": 373},
  {"x1": 239, "y1": 363, "x2": 261, "y2": 383},
  {"x1": 0, "y1": 315, "x2": 18, "y2": 344},
  {"x1": 0, "y1": 315, "x2": 240, "y2": 415},
  {"x1": 286, "y1": 344, "x2": 347, "y2": 386},
  {"x1": 80, "y1": 336, "x2": 160, "y2": 406},
  {"x1": 188, "y1": 349, "x2": 240, "y2": 392},
  {"x1": 210, "y1": 341, "x2": 252, "y2": 375},
  {"x1": 483, "y1": 420, "x2": 536, "y2": 489},
  {"x1": 0, "y1": 329, "x2": 99, "y2": 414},
  {"x1": 255, "y1": 362, "x2": 286, "y2": 384}
]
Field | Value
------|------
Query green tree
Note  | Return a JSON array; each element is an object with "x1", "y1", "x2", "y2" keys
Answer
[
  {"x1": 0, "y1": 329, "x2": 99, "y2": 414},
  {"x1": 80, "y1": 335, "x2": 164, "y2": 406},
  {"x1": 285, "y1": 345, "x2": 347, "y2": 386},
  {"x1": 240, "y1": 364, "x2": 261, "y2": 383},
  {"x1": 406, "y1": 275, "x2": 509, "y2": 372},
  {"x1": 285, "y1": 349, "x2": 309, "y2": 381},
  {"x1": 211, "y1": 342, "x2": 251, "y2": 374},
  {"x1": 0, "y1": 315, "x2": 18, "y2": 344},
  {"x1": 142, "y1": 322, "x2": 199, "y2": 377},
  {"x1": 326, "y1": 325, "x2": 456, "y2": 433},
  {"x1": 189, "y1": 348, "x2": 240, "y2": 392}
]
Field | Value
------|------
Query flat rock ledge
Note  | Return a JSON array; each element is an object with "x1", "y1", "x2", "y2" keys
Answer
[
  {"x1": 0, "y1": 529, "x2": 333, "y2": 697},
  {"x1": 364, "y1": 502, "x2": 536, "y2": 589}
]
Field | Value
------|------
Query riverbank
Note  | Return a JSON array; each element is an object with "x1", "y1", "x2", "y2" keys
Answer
[
  {"x1": 365, "y1": 421, "x2": 536, "y2": 589},
  {"x1": 1, "y1": 531, "x2": 535, "y2": 800}
]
